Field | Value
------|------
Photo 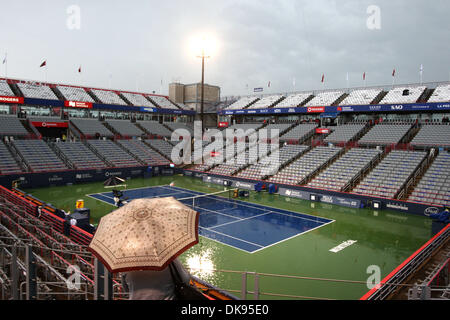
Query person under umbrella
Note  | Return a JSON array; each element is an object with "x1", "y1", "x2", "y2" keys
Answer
[{"x1": 88, "y1": 197, "x2": 206, "y2": 300}]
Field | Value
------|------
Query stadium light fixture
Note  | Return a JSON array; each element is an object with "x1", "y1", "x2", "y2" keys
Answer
[{"x1": 190, "y1": 34, "x2": 217, "y2": 133}]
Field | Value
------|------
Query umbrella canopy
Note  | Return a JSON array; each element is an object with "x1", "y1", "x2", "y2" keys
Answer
[{"x1": 88, "y1": 197, "x2": 199, "y2": 273}]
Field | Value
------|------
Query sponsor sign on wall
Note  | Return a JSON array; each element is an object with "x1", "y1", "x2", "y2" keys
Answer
[
  {"x1": 0, "y1": 96, "x2": 24, "y2": 104},
  {"x1": 64, "y1": 100, "x2": 93, "y2": 109}
]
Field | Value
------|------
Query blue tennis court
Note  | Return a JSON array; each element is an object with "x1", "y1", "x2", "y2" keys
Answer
[{"x1": 87, "y1": 185, "x2": 334, "y2": 253}]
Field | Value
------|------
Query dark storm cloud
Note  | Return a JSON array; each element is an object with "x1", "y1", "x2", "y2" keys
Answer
[{"x1": 0, "y1": 0, "x2": 448, "y2": 97}]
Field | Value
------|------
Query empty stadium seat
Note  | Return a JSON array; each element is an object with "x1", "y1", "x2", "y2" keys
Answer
[
  {"x1": 57, "y1": 85, "x2": 95, "y2": 102},
  {"x1": 307, "y1": 148, "x2": 382, "y2": 191},
  {"x1": 54, "y1": 141, "x2": 107, "y2": 170},
  {"x1": 0, "y1": 80, "x2": 14, "y2": 97},
  {"x1": 353, "y1": 150, "x2": 427, "y2": 199},
  {"x1": 379, "y1": 86, "x2": 426, "y2": 104},
  {"x1": 408, "y1": 151, "x2": 450, "y2": 206},
  {"x1": 70, "y1": 118, "x2": 114, "y2": 138},
  {"x1": 17, "y1": 82, "x2": 58, "y2": 100},
  {"x1": 86, "y1": 140, "x2": 142, "y2": 167},
  {"x1": 12, "y1": 140, "x2": 69, "y2": 172},
  {"x1": 411, "y1": 124, "x2": 450, "y2": 148},
  {"x1": 90, "y1": 89, "x2": 127, "y2": 105},
  {"x1": 267, "y1": 145, "x2": 342, "y2": 185}
]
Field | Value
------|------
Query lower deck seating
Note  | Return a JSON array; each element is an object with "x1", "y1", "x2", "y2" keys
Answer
[
  {"x1": 353, "y1": 150, "x2": 427, "y2": 199},
  {"x1": 267, "y1": 146, "x2": 342, "y2": 185},
  {"x1": 87, "y1": 140, "x2": 142, "y2": 167},
  {"x1": 0, "y1": 141, "x2": 23, "y2": 174},
  {"x1": 54, "y1": 141, "x2": 108, "y2": 170},
  {"x1": 408, "y1": 152, "x2": 450, "y2": 206},
  {"x1": 117, "y1": 140, "x2": 170, "y2": 166},
  {"x1": 12, "y1": 140, "x2": 68, "y2": 173},
  {"x1": 307, "y1": 148, "x2": 382, "y2": 191}
]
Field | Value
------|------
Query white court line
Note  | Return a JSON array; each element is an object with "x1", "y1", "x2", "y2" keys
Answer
[
  {"x1": 199, "y1": 226, "x2": 264, "y2": 249},
  {"x1": 251, "y1": 220, "x2": 336, "y2": 254},
  {"x1": 208, "y1": 212, "x2": 274, "y2": 230}
]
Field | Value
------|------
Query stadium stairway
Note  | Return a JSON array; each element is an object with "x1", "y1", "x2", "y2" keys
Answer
[
  {"x1": 101, "y1": 121, "x2": 121, "y2": 138},
  {"x1": 82, "y1": 140, "x2": 114, "y2": 167},
  {"x1": 298, "y1": 94, "x2": 314, "y2": 106},
  {"x1": 371, "y1": 90, "x2": 389, "y2": 105},
  {"x1": 68, "y1": 120, "x2": 84, "y2": 140},
  {"x1": 48, "y1": 142, "x2": 76, "y2": 170},
  {"x1": 7, "y1": 82, "x2": 23, "y2": 97},
  {"x1": 85, "y1": 89, "x2": 102, "y2": 104},
  {"x1": 117, "y1": 93, "x2": 133, "y2": 106},
  {"x1": 113, "y1": 140, "x2": 146, "y2": 166},
  {"x1": 300, "y1": 146, "x2": 346, "y2": 186},
  {"x1": 346, "y1": 147, "x2": 390, "y2": 193},
  {"x1": 403, "y1": 149, "x2": 440, "y2": 201},
  {"x1": 418, "y1": 88, "x2": 435, "y2": 103},
  {"x1": 331, "y1": 93, "x2": 348, "y2": 106},
  {"x1": 50, "y1": 86, "x2": 66, "y2": 101}
]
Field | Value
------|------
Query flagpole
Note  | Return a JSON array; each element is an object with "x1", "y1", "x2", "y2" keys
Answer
[{"x1": 4, "y1": 52, "x2": 7, "y2": 80}]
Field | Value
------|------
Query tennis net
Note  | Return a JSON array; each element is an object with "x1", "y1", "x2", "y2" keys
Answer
[{"x1": 177, "y1": 188, "x2": 237, "y2": 210}]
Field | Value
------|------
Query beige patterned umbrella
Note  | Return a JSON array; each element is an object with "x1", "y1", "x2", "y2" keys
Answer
[{"x1": 88, "y1": 197, "x2": 199, "y2": 273}]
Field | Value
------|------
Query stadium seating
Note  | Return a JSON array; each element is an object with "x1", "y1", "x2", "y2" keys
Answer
[
  {"x1": 307, "y1": 148, "x2": 382, "y2": 191},
  {"x1": 340, "y1": 88, "x2": 382, "y2": 105},
  {"x1": 11, "y1": 140, "x2": 69, "y2": 172},
  {"x1": 70, "y1": 119, "x2": 114, "y2": 138},
  {"x1": 353, "y1": 150, "x2": 427, "y2": 199},
  {"x1": 120, "y1": 92, "x2": 155, "y2": 107},
  {"x1": 226, "y1": 123, "x2": 264, "y2": 134},
  {"x1": 0, "y1": 141, "x2": 23, "y2": 175},
  {"x1": 16, "y1": 82, "x2": 58, "y2": 100},
  {"x1": 235, "y1": 144, "x2": 307, "y2": 180},
  {"x1": 379, "y1": 86, "x2": 426, "y2": 104},
  {"x1": 56, "y1": 85, "x2": 95, "y2": 102},
  {"x1": 165, "y1": 122, "x2": 194, "y2": 136},
  {"x1": 225, "y1": 96, "x2": 259, "y2": 110},
  {"x1": 267, "y1": 145, "x2": 342, "y2": 185},
  {"x1": 358, "y1": 123, "x2": 412, "y2": 145},
  {"x1": 324, "y1": 123, "x2": 367, "y2": 144},
  {"x1": 427, "y1": 84, "x2": 450, "y2": 103},
  {"x1": 145, "y1": 139, "x2": 175, "y2": 160},
  {"x1": 86, "y1": 140, "x2": 142, "y2": 167},
  {"x1": 207, "y1": 141, "x2": 257, "y2": 176},
  {"x1": 408, "y1": 151, "x2": 450, "y2": 206},
  {"x1": 117, "y1": 139, "x2": 170, "y2": 166},
  {"x1": 280, "y1": 123, "x2": 318, "y2": 142},
  {"x1": 90, "y1": 89, "x2": 127, "y2": 105},
  {"x1": 410, "y1": 124, "x2": 450, "y2": 148},
  {"x1": 246, "y1": 95, "x2": 284, "y2": 109},
  {"x1": 137, "y1": 121, "x2": 173, "y2": 137},
  {"x1": 53, "y1": 141, "x2": 107, "y2": 170},
  {"x1": 0, "y1": 116, "x2": 30, "y2": 137},
  {"x1": 260, "y1": 123, "x2": 294, "y2": 139},
  {"x1": 105, "y1": 120, "x2": 144, "y2": 137},
  {"x1": 0, "y1": 80, "x2": 14, "y2": 97},
  {"x1": 305, "y1": 91, "x2": 344, "y2": 107},
  {"x1": 146, "y1": 96, "x2": 179, "y2": 110},
  {"x1": 275, "y1": 92, "x2": 312, "y2": 108}
]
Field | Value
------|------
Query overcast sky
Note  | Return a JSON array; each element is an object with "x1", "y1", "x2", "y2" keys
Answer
[{"x1": 0, "y1": 0, "x2": 449, "y2": 97}]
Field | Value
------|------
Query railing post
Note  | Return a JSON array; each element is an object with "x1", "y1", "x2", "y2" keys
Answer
[
  {"x1": 241, "y1": 272, "x2": 247, "y2": 300},
  {"x1": 94, "y1": 258, "x2": 105, "y2": 300},
  {"x1": 104, "y1": 268, "x2": 113, "y2": 300},
  {"x1": 11, "y1": 244, "x2": 19, "y2": 300},
  {"x1": 420, "y1": 286, "x2": 431, "y2": 300},
  {"x1": 25, "y1": 245, "x2": 37, "y2": 300},
  {"x1": 254, "y1": 273, "x2": 260, "y2": 300}
]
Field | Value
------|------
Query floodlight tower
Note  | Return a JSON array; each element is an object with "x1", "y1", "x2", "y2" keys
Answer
[{"x1": 197, "y1": 45, "x2": 210, "y2": 134}]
